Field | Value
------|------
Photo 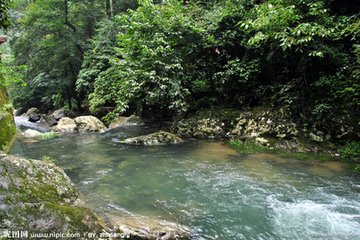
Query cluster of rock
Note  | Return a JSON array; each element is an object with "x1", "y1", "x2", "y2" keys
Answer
[
  {"x1": 229, "y1": 111, "x2": 299, "y2": 140},
  {"x1": 53, "y1": 116, "x2": 107, "y2": 133},
  {"x1": 172, "y1": 109, "x2": 300, "y2": 142},
  {"x1": 170, "y1": 108, "x2": 341, "y2": 152},
  {"x1": 25, "y1": 107, "x2": 64, "y2": 126},
  {"x1": 173, "y1": 117, "x2": 225, "y2": 139},
  {"x1": 21, "y1": 108, "x2": 108, "y2": 133}
]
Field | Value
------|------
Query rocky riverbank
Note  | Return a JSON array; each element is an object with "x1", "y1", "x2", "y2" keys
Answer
[
  {"x1": 170, "y1": 107, "x2": 359, "y2": 163},
  {"x1": 0, "y1": 153, "x2": 104, "y2": 235},
  {"x1": 0, "y1": 153, "x2": 191, "y2": 239}
]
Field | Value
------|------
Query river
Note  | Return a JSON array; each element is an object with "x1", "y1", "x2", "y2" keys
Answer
[{"x1": 10, "y1": 125, "x2": 360, "y2": 239}]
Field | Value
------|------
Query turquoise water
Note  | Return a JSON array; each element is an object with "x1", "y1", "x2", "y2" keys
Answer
[{"x1": 10, "y1": 126, "x2": 360, "y2": 239}]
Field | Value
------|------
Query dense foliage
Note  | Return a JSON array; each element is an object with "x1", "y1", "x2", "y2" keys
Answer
[
  {"x1": 9, "y1": 0, "x2": 137, "y2": 112},
  {"x1": 6, "y1": 0, "x2": 360, "y2": 138}
]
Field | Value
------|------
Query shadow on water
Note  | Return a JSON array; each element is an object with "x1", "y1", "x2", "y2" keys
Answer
[{"x1": 10, "y1": 125, "x2": 360, "y2": 240}]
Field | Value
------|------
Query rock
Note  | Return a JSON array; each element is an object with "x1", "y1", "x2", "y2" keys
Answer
[
  {"x1": 108, "y1": 215, "x2": 191, "y2": 240},
  {"x1": 74, "y1": 116, "x2": 107, "y2": 132},
  {"x1": 230, "y1": 110, "x2": 299, "y2": 140},
  {"x1": 309, "y1": 132, "x2": 324, "y2": 142},
  {"x1": 0, "y1": 154, "x2": 104, "y2": 233},
  {"x1": 40, "y1": 114, "x2": 57, "y2": 127},
  {"x1": 276, "y1": 133, "x2": 287, "y2": 139},
  {"x1": 109, "y1": 115, "x2": 142, "y2": 129},
  {"x1": 255, "y1": 137, "x2": 269, "y2": 146},
  {"x1": 23, "y1": 129, "x2": 43, "y2": 138},
  {"x1": 122, "y1": 131, "x2": 183, "y2": 145},
  {"x1": 25, "y1": 107, "x2": 39, "y2": 116},
  {"x1": 28, "y1": 113, "x2": 40, "y2": 122},
  {"x1": 53, "y1": 117, "x2": 78, "y2": 133},
  {"x1": 173, "y1": 118, "x2": 225, "y2": 139},
  {"x1": 274, "y1": 140, "x2": 303, "y2": 152},
  {"x1": 52, "y1": 108, "x2": 65, "y2": 120}
]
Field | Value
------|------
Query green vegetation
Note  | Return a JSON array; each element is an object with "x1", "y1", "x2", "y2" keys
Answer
[
  {"x1": 229, "y1": 140, "x2": 268, "y2": 155},
  {"x1": 340, "y1": 141, "x2": 360, "y2": 162},
  {"x1": 4, "y1": 0, "x2": 357, "y2": 134},
  {"x1": 40, "y1": 132, "x2": 59, "y2": 140},
  {"x1": 0, "y1": 86, "x2": 16, "y2": 152},
  {"x1": 229, "y1": 140, "x2": 335, "y2": 162},
  {"x1": 0, "y1": 0, "x2": 358, "y2": 149}
]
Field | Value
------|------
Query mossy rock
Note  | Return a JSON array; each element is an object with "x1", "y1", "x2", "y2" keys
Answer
[
  {"x1": 0, "y1": 86, "x2": 16, "y2": 152},
  {"x1": 0, "y1": 154, "x2": 104, "y2": 234},
  {"x1": 121, "y1": 131, "x2": 183, "y2": 145}
]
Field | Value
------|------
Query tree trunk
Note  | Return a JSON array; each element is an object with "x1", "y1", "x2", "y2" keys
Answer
[{"x1": 106, "y1": 0, "x2": 112, "y2": 19}]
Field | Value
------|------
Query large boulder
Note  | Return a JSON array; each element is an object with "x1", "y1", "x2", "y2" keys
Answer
[
  {"x1": 171, "y1": 109, "x2": 241, "y2": 139},
  {"x1": 53, "y1": 117, "x2": 78, "y2": 133},
  {"x1": 173, "y1": 118, "x2": 225, "y2": 139},
  {"x1": 52, "y1": 108, "x2": 65, "y2": 120},
  {"x1": 74, "y1": 116, "x2": 107, "y2": 133},
  {"x1": 39, "y1": 114, "x2": 57, "y2": 127},
  {"x1": 0, "y1": 154, "x2": 104, "y2": 233},
  {"x1": 109, "y1": 115, "x2": 142, "y2": 129},
  {"x1": 230, "y1": 110, "x2": 299, "y2": 140},
  {"x1": 122, "y1": 131, "x2": 183, "y2": 145}
]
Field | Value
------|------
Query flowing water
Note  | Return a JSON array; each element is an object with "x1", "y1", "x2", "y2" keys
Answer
[{"x1": 10, "y1": 125, "x2": 360, "y2": 239}]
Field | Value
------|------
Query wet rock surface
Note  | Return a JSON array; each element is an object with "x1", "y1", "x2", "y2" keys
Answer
[
  {"x1": 122, "y1": 131, "x2": 183, "y2": 145},
  {"x1": 108, "y1": 215, "x2": 191, "y2": 240}
]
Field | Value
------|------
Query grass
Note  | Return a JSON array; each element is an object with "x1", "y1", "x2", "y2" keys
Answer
[
  {"x1": 40, "y1": 132, "x2": 59, "y2": 140},
  {"x1": 229, "y1": 140, "x2": 335, "y2": 162}
]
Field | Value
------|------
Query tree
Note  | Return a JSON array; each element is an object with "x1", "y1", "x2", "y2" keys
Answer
[{"x1": 10, "y1": 0, "x2": 104, "y2": 111}]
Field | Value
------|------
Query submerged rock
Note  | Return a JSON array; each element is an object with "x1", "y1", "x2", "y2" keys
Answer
[
  {"x1": 109, "y1": 115, "x2": 142, "y2": 129},
  {"x1": 0, "y1": 154, "x2": 104, "y2": 233},
  {"x1": 74, "y1": 116, "x2": 107, "y2": 133},
  {"x1": 53, "y1": 117, "x2": 78, "y2": 133},
  {"x1": 23, "y1": 129, "x2": 43, "y2": 137},
  {"x1": 108, "y1": 215, "x2": 191, "y2": 240},
  {"x1": 122, "y1": 131, "x2": 183, "y2": 145}
]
